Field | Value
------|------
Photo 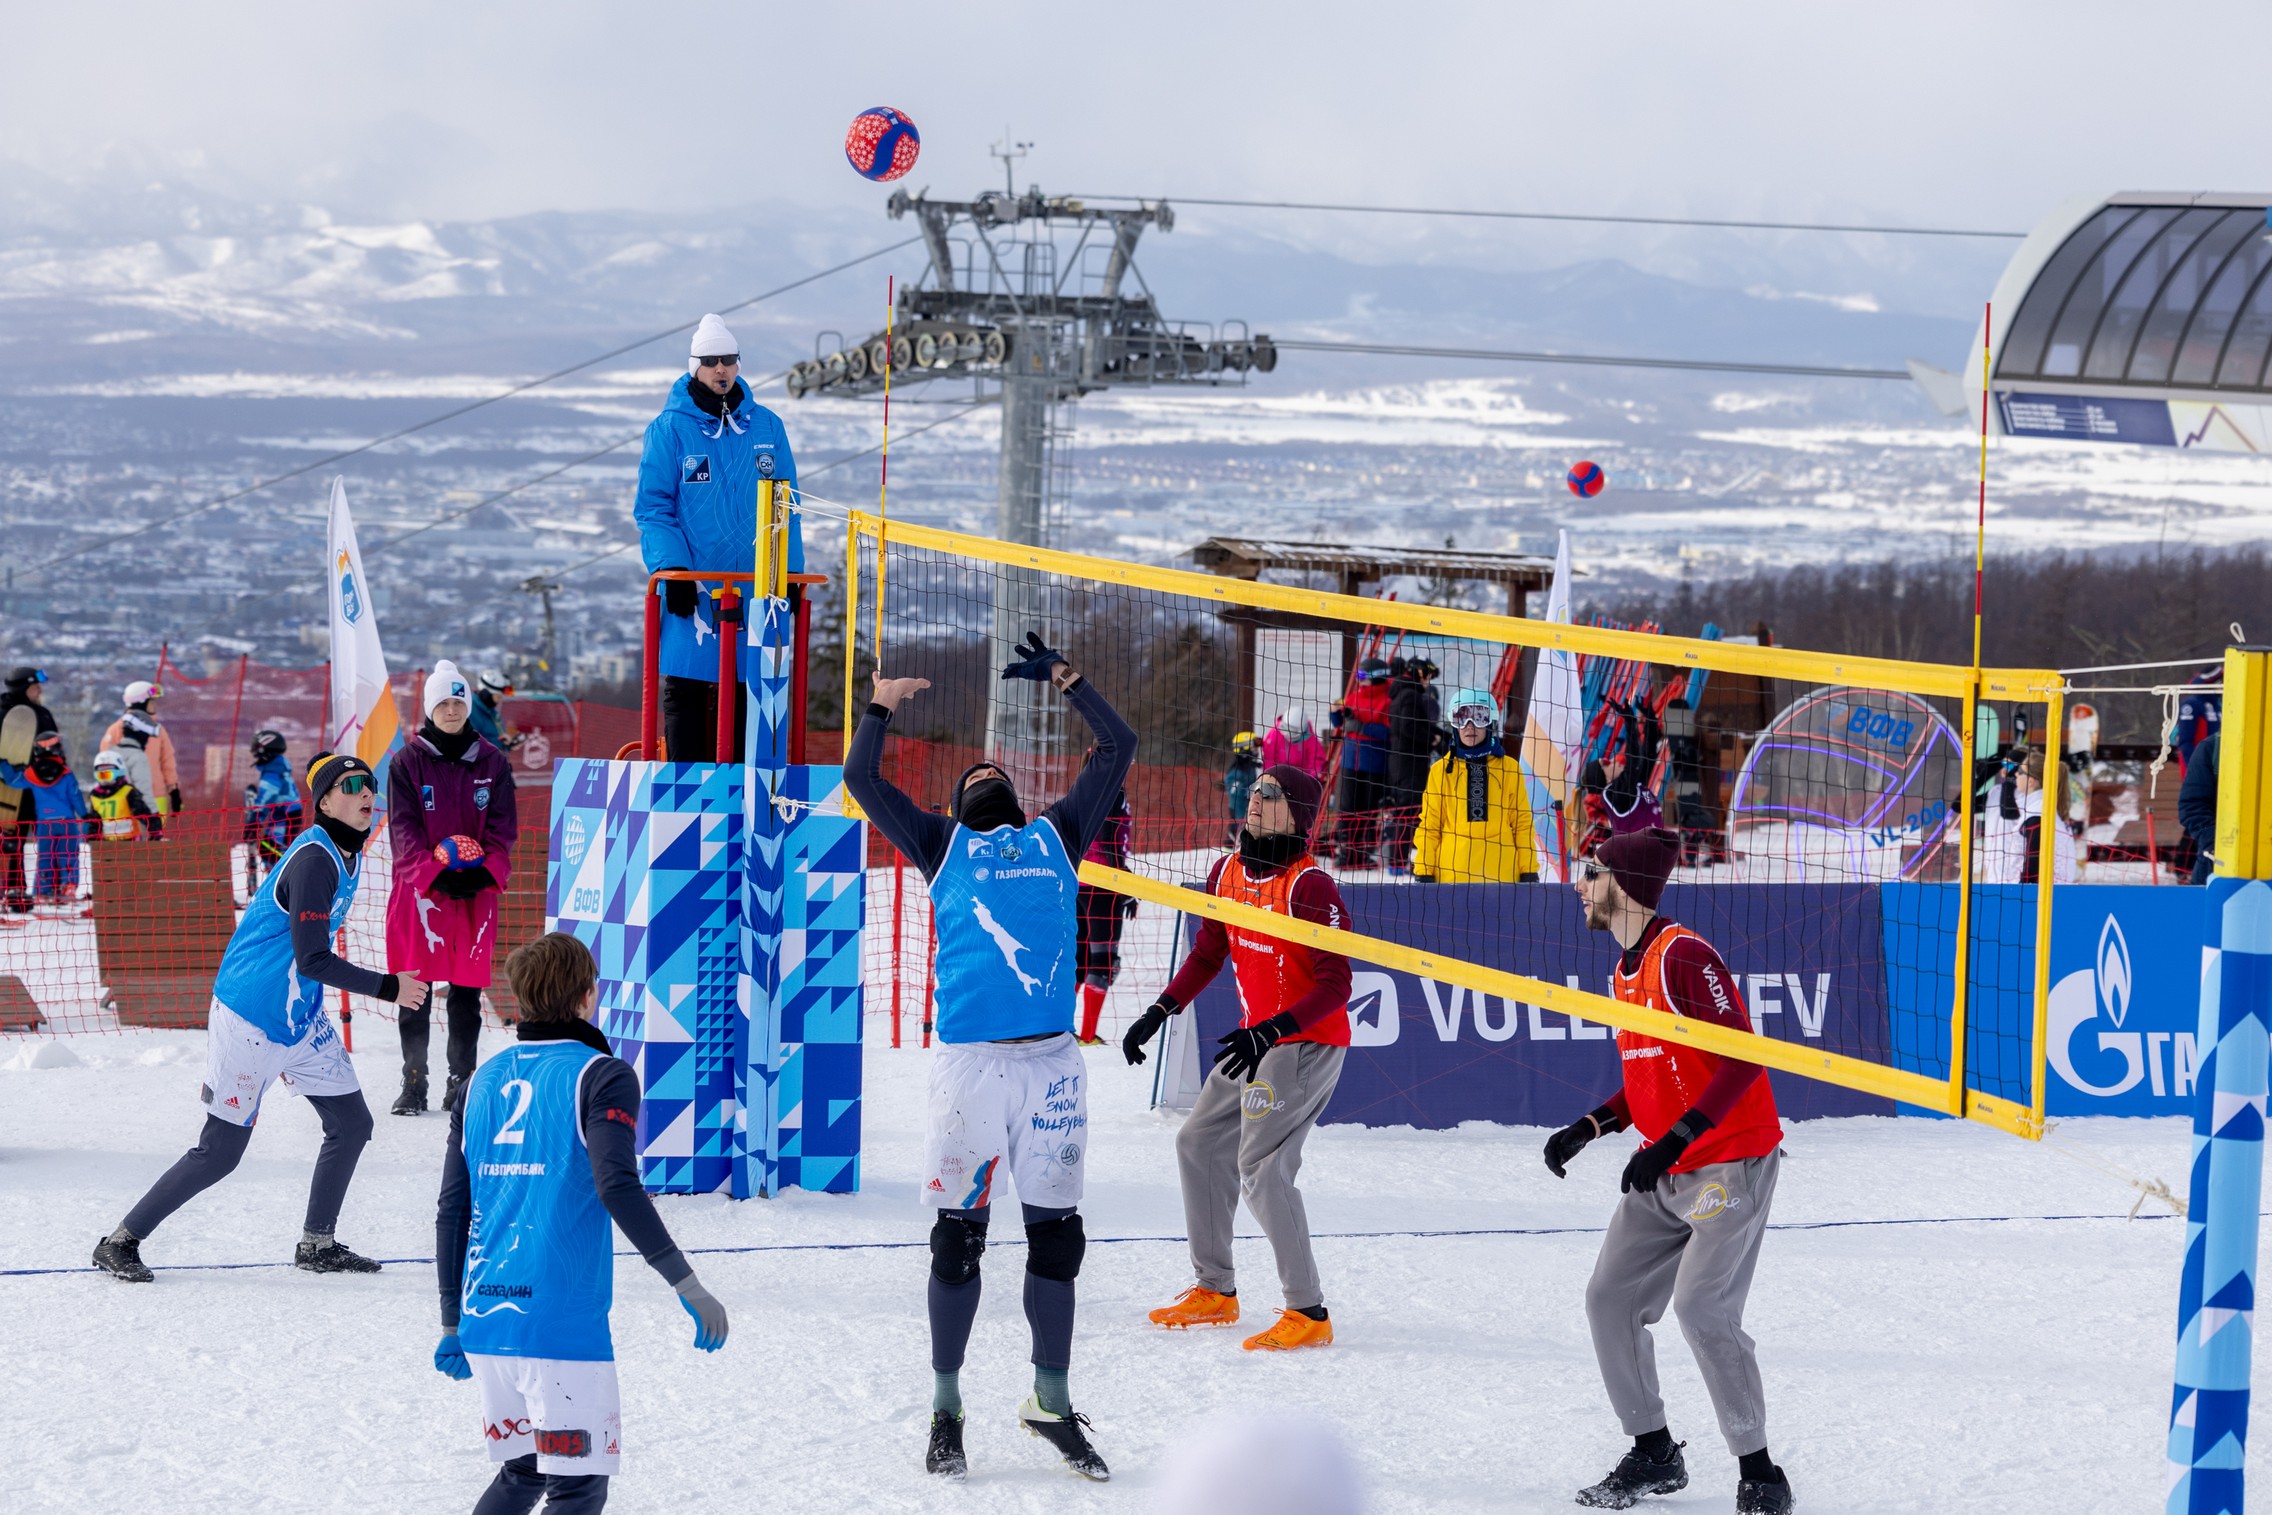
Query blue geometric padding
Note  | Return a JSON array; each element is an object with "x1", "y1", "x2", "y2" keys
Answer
[{"x1": 547, "y1": 742, "x2": 864, "y2": 1198}]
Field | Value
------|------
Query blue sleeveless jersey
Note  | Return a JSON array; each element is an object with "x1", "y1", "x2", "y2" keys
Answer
[
  {"x1": 458, "y1": 1040, "x2": 615, "y2": 1362},
  {"x1": 928, "y1": 819, "x2": 1079, "y2": 1044},
  {"x1": 210, "y1": 827, "x2": 358, "y2": 1046}
]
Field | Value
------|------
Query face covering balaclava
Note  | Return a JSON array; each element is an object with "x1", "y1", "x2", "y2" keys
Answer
[{"x1": 955, "y1": 771, "x2": 1027, "y2": 832}]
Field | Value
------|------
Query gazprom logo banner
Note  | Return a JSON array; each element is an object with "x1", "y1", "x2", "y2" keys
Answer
[
  {"x1": 1185, "y1": 883, "x2": 1892, "y2": 1130},
  {"x1": 2045, "y1": 892, "x2": 2203, "y2": 1115}
]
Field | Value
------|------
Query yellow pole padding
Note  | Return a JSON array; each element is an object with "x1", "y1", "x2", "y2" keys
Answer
[{"x1": 2216, "y1": 648, "x2": 2272, "y2": 880}]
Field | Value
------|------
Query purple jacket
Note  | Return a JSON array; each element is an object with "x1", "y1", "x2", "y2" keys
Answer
[{"x1": 385, "y1": 730, "x2": 519, "y2": 988}]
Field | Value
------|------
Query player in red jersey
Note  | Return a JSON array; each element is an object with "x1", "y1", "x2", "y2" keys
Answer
[{"x1": 1542, "y1": 828, "x2": 1794, "y2": 1515}]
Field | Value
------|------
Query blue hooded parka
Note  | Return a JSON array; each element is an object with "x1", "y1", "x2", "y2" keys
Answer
[{"x1": 634, "y1": 374, "x2": 804, "y2": 682}]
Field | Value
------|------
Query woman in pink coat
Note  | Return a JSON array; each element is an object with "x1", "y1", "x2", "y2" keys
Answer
[
  {"x1": 384, "y1": 661, "x2": 518, "y2": 1115},
  {"x1": 1261, "y1": 705, "x2": 1327, "y2": 781}
]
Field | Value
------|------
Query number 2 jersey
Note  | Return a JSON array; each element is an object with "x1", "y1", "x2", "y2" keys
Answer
[{"x1": 437, "y1": 1020, "x2": 693, "y2": 1362}]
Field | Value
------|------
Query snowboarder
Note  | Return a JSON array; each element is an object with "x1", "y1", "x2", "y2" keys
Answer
[
  {"x1": 1121, "y1": 763, "x2": 1351, "y2": 1353},
  {"x1": 1411, "y1": 688, "x2": 1537, "y2": 883},
  {"x1": 468, "y1": 669, "x2": 522, "y2": 751},
  {"x1": 0, "y1": 665, "x2": 58, "y2": 911},
  {"x1": 101, "y1": 680, "x2": 183, "y2": 816},
  {"x1": 0, "y1": 732, "x2": 92, "y2": 903},
  {"x1": 1541, "y1": 827, "x2": 1792, "y2": 1514},
  {"x1": 91, "y1": 754, "x2": 425, "y2": 1283},
  {"x1": 433, "y1": 930, "x2": 728, "y2": 1515},
  {"x1": 386, "y1": 660, "x2": 519, "y2": 1116},
  {"x1": 243, "y1": 729, "x2": 301, "y2": 885},
  {"x1": 844, "y1": 630, "x2": 1134, "y2": 1483},
  {"x1": 633, "y1": 313, "x2": 801, "y2": 763}
]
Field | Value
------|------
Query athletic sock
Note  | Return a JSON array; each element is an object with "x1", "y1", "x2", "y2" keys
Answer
[
  {"x1": 107, "y1": 1223, "x2": 139, "y2": 1245},
  {"x1": 301, "y1": 1228, "x2": 333, "y2": 1250},
  {"x1": 1635, "y1": 1427, "x2": 1676, "y2": 1461},
  {"x1": 932, "y1": 1371, "x2": 962, "y2": 1417},
  {"x1": 1738, "y1": 1449, "x2": 1781, "y2": 1482},
  {"x1": 1033, "y1": 1366, "x2": 1071, "y2": 1417},
  {"x1": 1295, "y1": 1304, "x2": 1328, "y2": 1321}
]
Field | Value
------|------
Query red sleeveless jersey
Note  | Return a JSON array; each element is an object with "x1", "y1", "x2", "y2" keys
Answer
[
  {"x1": 1218, "y1": 852, "x2": 1351, "y2": 1047},
  {"x1": 1613, "y1": 923, "x2": 1780, "y2": 1173}
]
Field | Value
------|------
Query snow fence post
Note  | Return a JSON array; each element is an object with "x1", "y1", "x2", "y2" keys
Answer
[{"x1": 2169, "y1": 647, "x2": 2272, "y2": 1513}]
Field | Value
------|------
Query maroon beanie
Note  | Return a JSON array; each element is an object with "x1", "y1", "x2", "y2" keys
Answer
[
  {"x1": 1594, "y1": 826, "x2": 1681, "y2": 911},
  {"x1": 1262, "y1": 763, "x2": 1323, "y2": 840}
]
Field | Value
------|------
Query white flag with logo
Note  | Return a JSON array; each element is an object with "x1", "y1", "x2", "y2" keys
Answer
[
  {"x1": 1520, "y1": 528, "x2": 1584, "y2": 881},
  {"x1": 325, "y1": 477, "x2": 401, "y2": 773}
]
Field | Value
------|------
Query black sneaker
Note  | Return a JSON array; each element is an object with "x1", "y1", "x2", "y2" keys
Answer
[
  {"x1": 924, "y1": 1411, "x2": 967, "y2": 1479},
  {"x1": 1737, "y1": 1468, "x2": 1795, "y2": 1514},
  {"x1": 1017, "y1": 1395, "x2": 1108, "y2": 1481},
  {"x1": 1576, "y1": 1442, "x2": 1688, "y2": 1509},
  {"x1": 92, "y1": 1234, "x2": 153, "y2": 1282},
  {"x1": 294, "y1": 1240, "x2": 382, "y2": 1274},
  {"x1": 442, "y1": 1073, "x2": 467, "y2": 1114},
  {"x1": 390, "y1": 1069, "x2": 427, "y2": 1116}
]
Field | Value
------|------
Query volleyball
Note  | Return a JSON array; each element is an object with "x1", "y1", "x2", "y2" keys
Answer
[
  {"x1": 1566, "y1": 460, "x2": 1605, "y2": 498},
  {"x1": 435, "y1": 834, "x2": 485, "y2": 870},
  {"x1": 845, "y1": 108, "x2": 920, "y2": 183}
]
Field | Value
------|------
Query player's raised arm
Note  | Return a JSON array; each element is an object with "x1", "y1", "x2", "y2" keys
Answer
[
  {"x1": 843, "y1": 672, "x2": 955, "y2": 878},
  {"x1": 1008, "y1": 633, "x2": 1136, "y2": 859}
]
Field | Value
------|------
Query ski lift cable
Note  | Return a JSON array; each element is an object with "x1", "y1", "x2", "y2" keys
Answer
[
  {"x1": 1272, "y1": 338, "x2": 1910, "y2": 381},
  {"x1": 1067, "y1": 193, "x2": 2026, "y2": 240},
  {"x1": 21, "y1": 236, "x2": 926, "y2": 574}
]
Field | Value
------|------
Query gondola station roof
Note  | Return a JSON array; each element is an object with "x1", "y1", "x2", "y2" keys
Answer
[{"x1": 1952, "y1": 192, "x2": 2272, "y2": 452}]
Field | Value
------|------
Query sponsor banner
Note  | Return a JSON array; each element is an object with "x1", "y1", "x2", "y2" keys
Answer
[
  {"x1": 1883, "y1": 883, "x2": 2207, "y2": 1117},
  {"x1": 1184, "y1": 882, "x2": 1893, "y2": 1130}
]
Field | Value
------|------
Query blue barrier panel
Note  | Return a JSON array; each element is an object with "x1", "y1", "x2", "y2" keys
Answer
[
  {"x1": 1183, "y1": 881, "x2": 1893, "y2": 1130},
  {"x1": 1884, "y1": 883, "x2": 2209, "y2": 1117}
]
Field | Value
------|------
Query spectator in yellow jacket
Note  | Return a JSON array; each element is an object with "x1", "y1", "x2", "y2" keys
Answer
[{"x1": 1411, "y1": 688, "x2": 1539, "y2": 883}]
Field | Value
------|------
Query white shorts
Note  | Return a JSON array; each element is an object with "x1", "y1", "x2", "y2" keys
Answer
[
  {"x1": 471, "y1": 1353, "x2": 623, "y2": 1476},
  {"x1": 200, "y1": 1000, "x2": 359, "y2": 1128},
  {"x1": 922, "y1": 1033, "x2": 1088, "y2": 1212}
]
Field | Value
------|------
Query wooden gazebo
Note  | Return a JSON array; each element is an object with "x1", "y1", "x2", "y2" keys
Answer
[{"x1": 1189, "y1": 536, "x2": 1559, "y2": 731}]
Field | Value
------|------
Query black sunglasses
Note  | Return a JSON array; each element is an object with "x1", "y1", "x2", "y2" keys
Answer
[
  {"x1": 696, "y1": 354, "x2": 740, "y2": 368},
  {"x1": 1580, "y1": 861, "x2": 1606, "y2": 882}
]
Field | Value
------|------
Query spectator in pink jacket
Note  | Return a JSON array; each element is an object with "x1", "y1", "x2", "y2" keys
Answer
[
  {"x1": 1261, "y1": 706, "x2": 1326, "y2": 781},
  {"x1": 384, "y1": 660, "x2": 518, "y2": 1116}
]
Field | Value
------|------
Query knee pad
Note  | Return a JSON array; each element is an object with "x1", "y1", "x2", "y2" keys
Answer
[
  {"x1": 929, "y1": 1213, "x2": 989, "y2": 1285},
  {"x1": 1024, "y1": 1213, "x2": 1086, "y2": 1283}
]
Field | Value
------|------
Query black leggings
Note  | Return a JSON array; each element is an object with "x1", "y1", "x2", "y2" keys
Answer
[
  {"x1": 122, "y1": 1092, "x2": 374, "y2": 1239},
  {"x1": 400, "y1": 983, "x2": 484, "y2": 1081},
  {"x1": 473, "y1": 1457, "x2": 606, "y2": 1515}
]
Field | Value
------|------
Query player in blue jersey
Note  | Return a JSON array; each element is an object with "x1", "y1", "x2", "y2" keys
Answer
[
  {"x1": 847, "y1": 630, "x2": 1136, "y2": 1483},
  {"x1": 92, "y1": 754, "x2": 428, "y2": 1282},
  {"x1": 433, "y1": 930, "x2": 729, "y2": 1514}
]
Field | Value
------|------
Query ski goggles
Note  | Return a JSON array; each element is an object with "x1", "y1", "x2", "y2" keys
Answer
[
  {"x1": 337, "y1": 774, "x2": 376, "y2": 795},
  {"x1": 1451, "y1": 707, "x2": 1494, "y2": 729},
  {"x1": 695, "y1": 353, "x2": 740, "y2": 368},
  {"x1": 1252, "y1": 780, "x2": 1286, "y2": 803}
]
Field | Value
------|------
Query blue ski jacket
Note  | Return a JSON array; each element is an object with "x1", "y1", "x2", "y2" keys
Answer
[{"x1": 634, "y1": 375, "x2": 803, "y2": 682}]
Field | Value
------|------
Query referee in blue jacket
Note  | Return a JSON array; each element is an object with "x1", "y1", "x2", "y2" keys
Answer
[{"x1": 633, "y1": 313, "x2": 800, "y2": 763}]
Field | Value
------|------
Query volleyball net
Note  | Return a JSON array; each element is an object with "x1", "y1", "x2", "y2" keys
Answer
[{"x1": 841, "y1": 512, "x2": 2074, "y2": 1138}]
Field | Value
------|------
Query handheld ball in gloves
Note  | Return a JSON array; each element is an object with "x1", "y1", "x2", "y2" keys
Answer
[
  {"x1": 845, "y1": 108, "x2": 920, "y2": 183},
  {"x1": 1566, "y1": 460, "x2": 1605, "y2": 498},
  {"x1": 434, "y1": 835, "x2": 485, "y2": 870}
]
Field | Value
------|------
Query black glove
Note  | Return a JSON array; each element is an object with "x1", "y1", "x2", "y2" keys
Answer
[
  {"x1": 1118, "y1": 893, "x2": 1139, "y2": 920},
  {"x1": 1213, "y1": 1011, "x2": 1298, "y2": 1083},
  {"x1": 167, "y1": 787, "x2": 183, "y2": 812},
  {"x1": 1413, "y1": 873, "x2": 1435, "y2": 884},
  {"x1": 662, "y1": 574, "x2": 699, "y2": 617},
  {"x1": 1543, "y1": 1102, "x2": 1626, "y2": 1178},
  {"x1": 1620, "y1": 1109, "x2": 1715, "y2": 1193},
  {"x1": 459, "y1": 865, "x2": 499, "y2": 894},
  {"x1": 1000, "y1": 630, "x2": 1066, "y2": 682},
  {"x1": 430, "y1": 870, "x2": 476, "y2": 900},
  {"x1": 1122, "y1": 995, "x2": 1174, "y2": 1066}
]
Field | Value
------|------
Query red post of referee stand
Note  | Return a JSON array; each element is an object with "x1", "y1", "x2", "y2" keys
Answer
[{"x1": 713, "y1": 584, "x2": 741, "y2": 763}]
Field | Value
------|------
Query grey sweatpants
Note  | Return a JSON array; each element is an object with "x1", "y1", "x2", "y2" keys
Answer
[
  {"x1": 1585, "y1": 1147, "x2": 1781, "y2": 1456},
  {"x1": 1176, "y1": 1039, "x2": 1346, "y2": 1311}
]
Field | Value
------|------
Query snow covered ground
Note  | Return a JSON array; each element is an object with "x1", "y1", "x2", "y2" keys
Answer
[{"x1": 1, "y1": 1023, "x2": 2238, "y2": 1513}]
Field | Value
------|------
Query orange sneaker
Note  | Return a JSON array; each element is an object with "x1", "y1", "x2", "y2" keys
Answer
[
  {"x1": 1242, "y1": 1308, "x2": 1333, "y2": 1351},
  {"x1": 1148, "y1": 1286, "x2": 1241, "y2": 1329}
]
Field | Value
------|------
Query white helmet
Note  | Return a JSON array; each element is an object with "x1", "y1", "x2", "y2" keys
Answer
[
  {"x1": 123, "y1": 680, "x2": 160, "y2": 707},
  {"x1": 1283, "y1": 705, "x2": 1311, "y2": 737},
  {"x1": 93, "y1": 747, "x2": 128, "y2": 778}
]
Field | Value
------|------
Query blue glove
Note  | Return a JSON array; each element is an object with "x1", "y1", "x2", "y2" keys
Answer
[
  {"x1": 434, "y1": 1331, "x2": 471, "y2": 1380},
  {"x1": 1000, "y1": 630, "x2": 1066, "y2": 683},
  {"x1": 676, "y1": 1275, "x2": 729, "y2": 1352}
]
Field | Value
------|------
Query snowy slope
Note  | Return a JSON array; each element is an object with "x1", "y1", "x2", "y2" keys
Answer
[{"x1": 1, "y1": 1026, "x2": 2235, "y2": 1513}]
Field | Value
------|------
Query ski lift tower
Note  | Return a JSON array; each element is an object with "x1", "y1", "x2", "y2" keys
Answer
[{"x1": 785, "y1": 181, "x2": 1277, "y2": 789}]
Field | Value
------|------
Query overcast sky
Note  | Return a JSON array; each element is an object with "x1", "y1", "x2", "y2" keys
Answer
[{"x1": 6, "y1": 1, "x2": 2266, "y2": 235}]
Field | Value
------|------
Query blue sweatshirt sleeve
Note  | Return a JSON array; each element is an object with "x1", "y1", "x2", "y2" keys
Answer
[
  {"x1": 843, "y1": 704, "x2": 957, "y2": 879},
  {"x1": 1045, "y1": 678, "x2": 1139, "y2": 859},
  {"x1": 633, "y1": 412, "x2": 696, "y2": 573}
]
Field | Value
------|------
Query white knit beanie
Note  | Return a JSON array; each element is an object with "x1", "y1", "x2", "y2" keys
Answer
[
  {"x1": 689, "y1": 313, "x2": 738, "y2": 374},
  {"x1": 424, "y1": 660, "x2": 472, "y2": 717}
]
